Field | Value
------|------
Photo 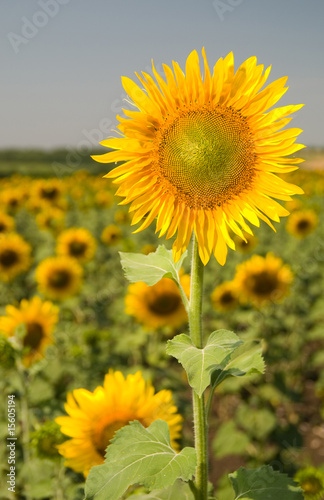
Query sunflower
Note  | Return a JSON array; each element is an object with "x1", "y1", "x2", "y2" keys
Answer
[
  {"x1": 0, "y1": 211, "x2": 15, "y2": 234},
  {"x1": 0, "y1": 296, "x2": 59, "y2": 366},
  {"x1": 0, "y1": 187, "x2": 26, "y2": 213},
  {"x1": 56, "y1": 228, "x2": 97, "y2": 264},
  {"x1": 32, "y1": 179, "x2": 65, "y2": 206},
  {"x1": 234, "y1": 253, "x2": 293, "y2": 306},
  {"x1": 141, "y1": 243, "x2": 157, "y2": 255},
  {"x1": 55, "y1": 370, "x2": 182, "y2": 476},
  {"x1": 94, "y1": 190, "x2": 114, "y2": 208},
  {"x1": 0, "y1": 233, "x2": 32, "y2": 282},
  {"x1": 93, "y1": 49, "x2": 304, "y2": 265},
  {"x1": 101, "y1": 224, "x2": 123, "y2": 246},
  {"x1": 35, "y1": 256, "x2": 83, "y2": 300},
  {"x1": 114, "y1": 209, "x2": 131, "y2": 225},
  {"x1": 125, "y1": 274, "x2": 190, "y2": 330},
  {"x1": 211, "y1": 281, "x2": 239, "y2": 311},
  {"x1": 35, "y1": 207, "x2": 65, "y2": 233},
  {"x1": 294, "y1": 467, "x2": 324, "y2": 500},
  {"x1": 286, "y1": 209, "x2": 318, "y2": 238},
  {"x1": 233, "y1": 232, "x2": 258, "y2": 253}
]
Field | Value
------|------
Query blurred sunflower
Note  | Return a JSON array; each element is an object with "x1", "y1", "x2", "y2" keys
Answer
[
  {"x1": 56, "y1": 228, "x2": 97, "y2": 264},
  {"x1": 0, "y1": 233, "x2": 32, "y2": 281},
  {"x1": 32, "y1": 179, "x2": 65, "y2": 206},
  {"x1": 56, "y1": 370, "x2": 182, "y2": 476},
  {"x1": 101, "y1": 224, "x2": 123, "y2": 246},
  {"x1": 286, "y1": 209, "x2": 318, "y2": 238},
  {"x1": 233, "y1": 233, "x2": 258, "y2": 253},
  {"x1": 211, "y1": 281, "x2": 239, "y2": 312},
  {"x1": 294, "y1": 467, "x2": 324, "y2": 500},
  {"x1": 35, "y1": 207, "x2": 65, "y2": 233},
  {"x1": 0, "y1": 296, "x2": 59, "y2": 366},
  {"x1": 0, "y1": 211, "x2": 15, "y2": 234},
  {"x1": 125, "y1": 274, "x2": 190, "y2": 330},
  {"x1": 0, "y1": 187, "x2": 26, "y2": 212},
  {"x1": 94, "y1": 190, "x2": 114, "y2": 208},
  {"x1": 93, "y1": 49, "x2": 304, "y2": 265},
  {"x1": 35, "y1": 256, "x2": 83, "y2": 300},
  {"x1": 234, "y1": 253, "x2": 293, "y2": 306}
]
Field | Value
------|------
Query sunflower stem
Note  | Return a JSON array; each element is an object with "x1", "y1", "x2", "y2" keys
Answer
[
  {"x1": 16, "y1": 359, "x2": 33, "y2": 500},
  {"x1": 189, "y1": 235, "x2": 208, "y2": 500}
]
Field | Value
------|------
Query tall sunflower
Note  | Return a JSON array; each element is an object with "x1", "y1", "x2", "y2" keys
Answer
[
  {"x1": 125, "y1": 274, "x2": 190, "y2": 330},
  {"x1": 93, "y1": 49, "x2": 304, "y2": 265},
  {"x1": 0, "y1": 233, "x2": 32, "y2": 282},
  {"x1": 35, "y1": 256, "x2": 83, "y2": 301},
  {"x1": 0, "y1": 296, "x2": 59, "y2": 366},
  {"x1": 56, "y1": 228, "x2": 97, "y2": 264},
  {"x1": 233, "y1": 253, "x2": 293, "y2": 306},
  {"x1": 56, "y1": 370, "x2": 182, "y2": 476}
]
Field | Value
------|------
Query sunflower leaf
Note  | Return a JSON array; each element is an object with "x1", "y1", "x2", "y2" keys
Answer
[
  {"x1": 229, "y1": 466, "x2": 304, "y2": 499},
  {"x1": 119, "y1": 245, "x2": 187, "y2": 286},
  {"x1": 131, "y1": 480, "x2": 195, "y2": 499},
  {"x1": 84, "y1": 420, "x2": 196, "y2": 500},
  {"x1": 166, "y1": 331, "x2": 264, "y2": 397}
]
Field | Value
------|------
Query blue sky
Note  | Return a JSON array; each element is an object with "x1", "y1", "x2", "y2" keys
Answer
[{"x1": 1, "y1": 0, "x2": 323, "y2": 149}]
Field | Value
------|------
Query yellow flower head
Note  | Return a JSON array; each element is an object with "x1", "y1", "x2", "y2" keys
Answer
[
  {"x1": 286, "y1": 209, "x2": 318, "y2": 238},
  {"x1": 0, "y1": 233, "x2": 32, "y2": 282},
  {"x1": 125, "y1": 274, "x2": 190, "y2": 330},
  {"x1": 35, "y1": 207, "x2": 65, "y2": 233},
  {"x1": 101, "y1": 224, "x2": 123, "y2": 246},
  {"x1": 211, "y1": 281, "x2": 239, "y2": 312},
  {"x1": 234, "y1": 252, "x2": 293, "y2": 306},
  {"x1": 0, "y1": 211, "x2": 15, "y2": 234},
  {"x1": 93, "y1": 49, "x2": 304, "y2": 265},
  {"x1": 56, "y1": 228, "x2": 97, "y2": 264},
  {"x1": 32, "y1": 179, "x2": 66, "y2": 207},
  {"x1": 35, "y1": 256, "x2": 83, "y2": 301},
  {"x1": 0, "y1": 296, "x2": 59, "y2": 366},
  {"x1": 233, "y1": 233, "x2": 258, "y2": 253},
  {"x1": 294, "y1": 467, "x2": 324, "y2": 500},
  {"x1": 56, "y1": 370, "x2": 182, "y2": 476}
]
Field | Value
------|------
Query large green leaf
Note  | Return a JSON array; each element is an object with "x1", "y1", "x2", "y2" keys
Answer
[
  {"x1": 166, "y1": 330, "x2": 263, "y2": 397},
  {"x1": 84, "y1": 420, "x2": 196, "y2": 500},
  {"x1": 120, "y1": 245, "x2": 187, "y2": 286},
  {"x1": 229, "y1": 466, "x2": 304, "y2": 500},
  {"x1": 131, "y1": 480, "x2": 195, "y2": 499}
]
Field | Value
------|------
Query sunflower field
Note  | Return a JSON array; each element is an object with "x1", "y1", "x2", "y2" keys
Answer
[{"x1": 0, "y1": 148, "x2": 324, "y2": 500}]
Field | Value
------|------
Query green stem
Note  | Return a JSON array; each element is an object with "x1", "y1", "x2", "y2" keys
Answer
[
  {"x1": 16, "y1": 360, "x2": 32, "y2": 500},
  {"x1": 189, "y1": 235, "x2": 208, "y2": 500}
]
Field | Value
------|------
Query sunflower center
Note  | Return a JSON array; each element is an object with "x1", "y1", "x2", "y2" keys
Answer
[
  {"x1": 0, "y1": 249, "x2": 19, "y2": 268},
  {"x1": 68, "y1": 241, "x2": 87, "y2": 257},
  {"x1": 48, "y1": 270, "x2": 71, "y2": 289},
  {"x1": 0, "y1": 223, "x2": 6, "y2": 232},
  {"x1": 23, "y1": 322, "x2": 44, "y2": 350},
  {"x1": 248, "y1": 271, "x2": 279, "y2": 296},
  {"x1": 156, "y1": 106, "x2": 256, "y2": 209},
  {"x1": 296, "y1": 219, "x2": 310, "y2": 231},
  {"x1": 41, "y1": 187, "x2": 59, "y2": 200},
  {"x1": 302, "y1": 478, "x2": 322, "y2": 494},
  {"x1": 148, "y1": 293, "x2": 181, "y2": 316},
  {"x1": 220, "y1": 291, "x2": 236, "y2": 305}
]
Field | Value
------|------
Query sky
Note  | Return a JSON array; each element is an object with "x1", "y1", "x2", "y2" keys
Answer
[{"x1": 1, "y1": 0, "x2": 324, "y2": 151}]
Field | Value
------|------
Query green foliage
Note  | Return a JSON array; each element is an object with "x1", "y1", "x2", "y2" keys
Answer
[
  {"x1": 213, "y1": 421, "x2": 251, "y2": 459},
  {"x1": 120, "y1": 245, "x2": 187, "y2": 287},
  {"x1": 85, "y1": 420, "x2": 196, "y2": 500},
  {"x1": 128, "y1": 480, "x2": 195, "y2": 499},
  {"x1": 229, "y1": 466, "x2": 304, "y2": 499},
  {"x1": 166, "y1": 330, "x2": 264, "y2": 396}
]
